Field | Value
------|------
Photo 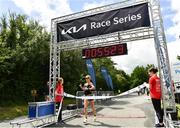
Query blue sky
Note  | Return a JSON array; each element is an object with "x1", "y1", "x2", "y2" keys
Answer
[
  {"x1": 0, "y1": 0, "x2": 179, "y2": 73},
  {"x1": 0, "y1": 0, "x2": 177, "y2": 42}
]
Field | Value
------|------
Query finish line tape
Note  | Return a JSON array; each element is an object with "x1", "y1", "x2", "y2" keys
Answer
[{"x1": 63, "y1": 83, "x2": 147, "y2": 100}]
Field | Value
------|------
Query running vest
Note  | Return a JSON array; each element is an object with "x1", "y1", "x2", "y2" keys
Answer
[{"x1": 83, "y1": 83, "x2": 93, "y2": 96}]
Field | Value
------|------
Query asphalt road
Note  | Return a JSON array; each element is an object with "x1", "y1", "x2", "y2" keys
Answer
[
  {"x1": 0, "y1": 93, "x2": 155, "y2": 128},
  {"x1": 49, "y1": 93, "x2": 155, "y2": 128}
]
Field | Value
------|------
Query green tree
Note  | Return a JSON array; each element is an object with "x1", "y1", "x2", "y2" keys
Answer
[
  {"x1": 0, "y1": 13, "x2": 50, "y2": 104},
  {"x1": 177, "y1": 55, "x2": 180, "y2": 61},
  {"x1": 93, "y1": 58, "x2": 117, "y2": 91},
  {"x1": 115, "y1": 70, "x2": 130, "y2": 92},
  {"x1": 146, "y1": 64, "x2": 155, "y2": 70},
  {"x1": 60, "y1": 50, "x2": 87, "y2": 95},
  {"x1": 1, "y1": 12, "x2": 154, "y2": 105},
  {"x1": 92, "y1": 58, "x2": 130, "y2": 92},
  {"x1": 130, "y1": 66, "x2": 149, "y2": 88}
]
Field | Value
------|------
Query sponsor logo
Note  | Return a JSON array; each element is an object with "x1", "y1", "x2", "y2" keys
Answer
[
  {"x1": 61, "y1": 13, "x2": 142, "y2": 35},
  {"x1": 61, "y1": 24, "x2": 87, "y2": 35}
]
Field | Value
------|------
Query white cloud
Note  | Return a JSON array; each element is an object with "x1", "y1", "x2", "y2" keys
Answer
[
  {"x1": 111, "y1": 38, "x2": 180, "y2": 74},
  {"x1": 10, "y1": 0, "x2": 72, "y2": 30},
  {"x1": 83, "y1": 0, "x2": 180, "y2": 74},
  {"x1": 82, "y1": 0, "x2": 171, "y2": 74},
  {"x1": 165, "y1": 0, "x2": 180, "y2": 63},
  {"x1": 83, "y1": 0, "x2": 118, "y2": 10},
  {"x1": 83, "y1": 1, "x2": 108, "y2": 10},
  {"x1": 111, "y1": 39, "x2": 158, "y2": 74},
  {"x1": 167, "y1": 40, "x2": 180, "y2": 64},
  {"x1": 166, "y1": 0, "x2": 180, "y2": 39},
  {"x1": 10, "y1": 0, "x2": 179, "y2": 74}
]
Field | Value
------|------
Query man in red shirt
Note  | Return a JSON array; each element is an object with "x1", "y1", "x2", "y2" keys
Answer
[
  {"x1": 55, "y1": 77, "x2": 64, "y2": 124},
  {"x1": 149, "y1": 68, "x2": 164, "y2": 127}
]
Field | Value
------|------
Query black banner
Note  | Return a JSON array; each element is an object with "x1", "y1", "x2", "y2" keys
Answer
[{"x1": 57, "y1": 3, "x2": 150, "y2": 42}]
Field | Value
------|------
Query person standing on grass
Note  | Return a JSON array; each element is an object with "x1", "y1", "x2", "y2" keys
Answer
[
  {"x1": 148, "y1": 68, "x2": 164, "y2": 127},
  {"x1": 55, "y1": 77, "x2": 65, "y2": 124},
  {"x1": 79, "y1": 75, "x2": 96, "y2": 123}
]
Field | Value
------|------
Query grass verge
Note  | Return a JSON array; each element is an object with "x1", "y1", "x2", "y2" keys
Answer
[
  {"x1": 63, "y1": 98, "x2": 76, "y2": 105},
  {"x1": 0, "y1": 105, "x2": 27, "y2": 121},
  {"x1": 176, "y1": 104, "x2": 180, "y2": 120},
  {"x1": 0, "y1": 98, "x2": 76, "y2": 121}
]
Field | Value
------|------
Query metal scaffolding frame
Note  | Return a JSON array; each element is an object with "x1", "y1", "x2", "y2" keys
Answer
[
  {"x1": 50, "y1": 0, "x2": 177, "y2": 126},
  {"x1": 149, "y1": 0, "x2": 177, "y2": 126}
]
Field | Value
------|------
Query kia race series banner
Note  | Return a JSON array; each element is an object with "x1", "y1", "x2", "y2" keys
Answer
[{"x1": 57, "y1": 3, "x2": 150, "y2": 42}]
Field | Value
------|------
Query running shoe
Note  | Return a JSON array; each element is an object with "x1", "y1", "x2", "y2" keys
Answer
[
  {"x1": 83, "y1": 117, "x2": 87, "y2": 123},
  {"x1": 155, "y1": 123, "x2": 164, "y2": 127},
  {"x1": 93, "y1": 116, "x2": 96, "y2": 121}
]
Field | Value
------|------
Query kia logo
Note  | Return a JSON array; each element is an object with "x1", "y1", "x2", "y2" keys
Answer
[{"x1": 61, "y1": 24, "x2": 87, "y2": 35}]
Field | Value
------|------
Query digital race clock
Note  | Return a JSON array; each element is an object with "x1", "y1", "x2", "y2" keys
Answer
[{"x1": 82, "y1": 43, "x2": 127, "y2": 59}]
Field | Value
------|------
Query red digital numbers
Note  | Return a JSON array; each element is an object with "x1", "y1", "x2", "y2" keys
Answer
[
  {"x1": 117, "y1": 45, "x2": 124, "y2": 54},
  {"x1": 84, "y1": 49, "x2": 91, "y2": 58},
  {"x1": 91, "y1": 49, "x2": 97, "y2": 58},
  {"x1": 82, "y1": 43, "x2": 127, "y2": 59},
  {"x1": 110, "y1": 46, "x2": 117, "y2": 55},
  {"x1": 97, "y1": 48, "x2": 103, "y2": 57},
  {"x1": 104, "y1": 47, "x2": 110, "y2": 56}
]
